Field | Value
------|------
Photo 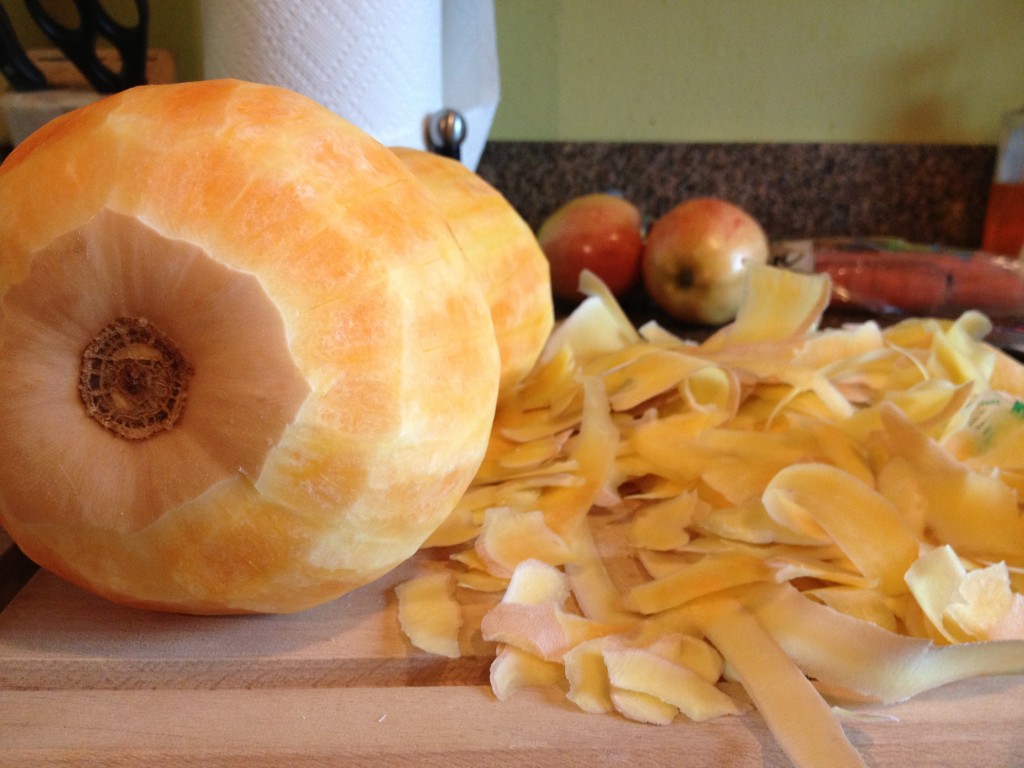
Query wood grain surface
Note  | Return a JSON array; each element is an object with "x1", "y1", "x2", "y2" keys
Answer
[{"x1": 2, "y1": 539, "x2": 1024, "y2": 767}]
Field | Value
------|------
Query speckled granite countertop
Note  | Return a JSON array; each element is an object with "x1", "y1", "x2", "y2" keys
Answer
[
  {"x1": 476, "y1": 141, "x2": 996, "y2": 249},
  {"x1": 0, "y1": 139, "x2": 995, "y2": 248}
]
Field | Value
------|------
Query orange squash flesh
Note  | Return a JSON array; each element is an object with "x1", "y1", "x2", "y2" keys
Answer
[
  {"x1": 390, "y1": 146, "x2": 553, "y2": 394},
  {"x1": 0, "y1": 79, "x2": 501, "y2": 615}
]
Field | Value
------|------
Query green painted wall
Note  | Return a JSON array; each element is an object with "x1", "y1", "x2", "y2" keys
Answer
[
  {"x1": 4, "y1": 0, "x2": 1022, "y2": 145},
  {"x1": 490, "y1": 0, "x2": 1024, "y2": 143}
]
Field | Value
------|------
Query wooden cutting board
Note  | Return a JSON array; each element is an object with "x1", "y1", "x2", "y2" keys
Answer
[{"x1": 2, "y1": 534, "x2": 1024, "y2": 767}]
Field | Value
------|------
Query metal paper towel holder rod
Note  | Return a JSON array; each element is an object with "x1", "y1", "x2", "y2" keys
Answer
[{"x1": 427, "y1": 108, "x2": 466, "y2": 161}]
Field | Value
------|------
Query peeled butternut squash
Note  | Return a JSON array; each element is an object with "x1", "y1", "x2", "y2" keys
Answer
[
  {"x1": 390, "y1": 147, "x2": 553, "y2": 393},
  {"x1": 0, "y1": 79, "x2": 501, "y2": 614}
]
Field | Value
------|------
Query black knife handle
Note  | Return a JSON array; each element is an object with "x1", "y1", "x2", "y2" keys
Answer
[{"x1": 0, "y1": 3, "x2": 47, "y2": 91}]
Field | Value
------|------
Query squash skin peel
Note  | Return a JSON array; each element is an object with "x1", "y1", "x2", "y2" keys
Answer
[
  {"x1": 397, "y1": 263, "x2": 1024, "y2": 767},
  {"x1": 0, "y1": 80, "x2": 501, "y2": 615}
]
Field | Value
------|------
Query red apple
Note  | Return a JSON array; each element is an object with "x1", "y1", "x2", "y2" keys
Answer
[
  {"x1": 642, "y1": 197, "x2": 770, "y2": 325},
  {"x1": 537, "y1": 193, "x2": 644, "y2": 301}
]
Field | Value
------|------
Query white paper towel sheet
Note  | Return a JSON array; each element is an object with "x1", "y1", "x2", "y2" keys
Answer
[{"x1": 201, "y1": 0, "x2": 499, "y2": 170}]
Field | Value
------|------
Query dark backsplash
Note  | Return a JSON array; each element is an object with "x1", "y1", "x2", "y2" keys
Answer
[
  {"x1": 476, "y1": 141, "x2": 997, "y2": 249},
  {"x1": 0, "y1": 139, "x2": 996, "y2": 248}
]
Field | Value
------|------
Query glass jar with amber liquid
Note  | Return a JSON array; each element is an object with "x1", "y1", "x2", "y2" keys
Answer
[{"x1": 982, "y1": 107, "x2": 1024, "y2": 256}]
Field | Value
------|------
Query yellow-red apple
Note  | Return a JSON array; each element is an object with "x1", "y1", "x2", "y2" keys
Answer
[
  {"x1": 537, "y1": 193, "x2": 644, "y2": 301},
  {"x1": 642, "y1": 197, "x2": 769, "y2": 325}
]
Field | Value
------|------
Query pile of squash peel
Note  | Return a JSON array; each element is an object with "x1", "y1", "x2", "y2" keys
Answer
[{"x1": 396, "y1": 263, "x2": 1024, "y2": 768}]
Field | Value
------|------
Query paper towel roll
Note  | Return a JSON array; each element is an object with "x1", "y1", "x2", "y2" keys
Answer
[{"x1": 201, "y1": 0, "x2": 499, "y2": 170}]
